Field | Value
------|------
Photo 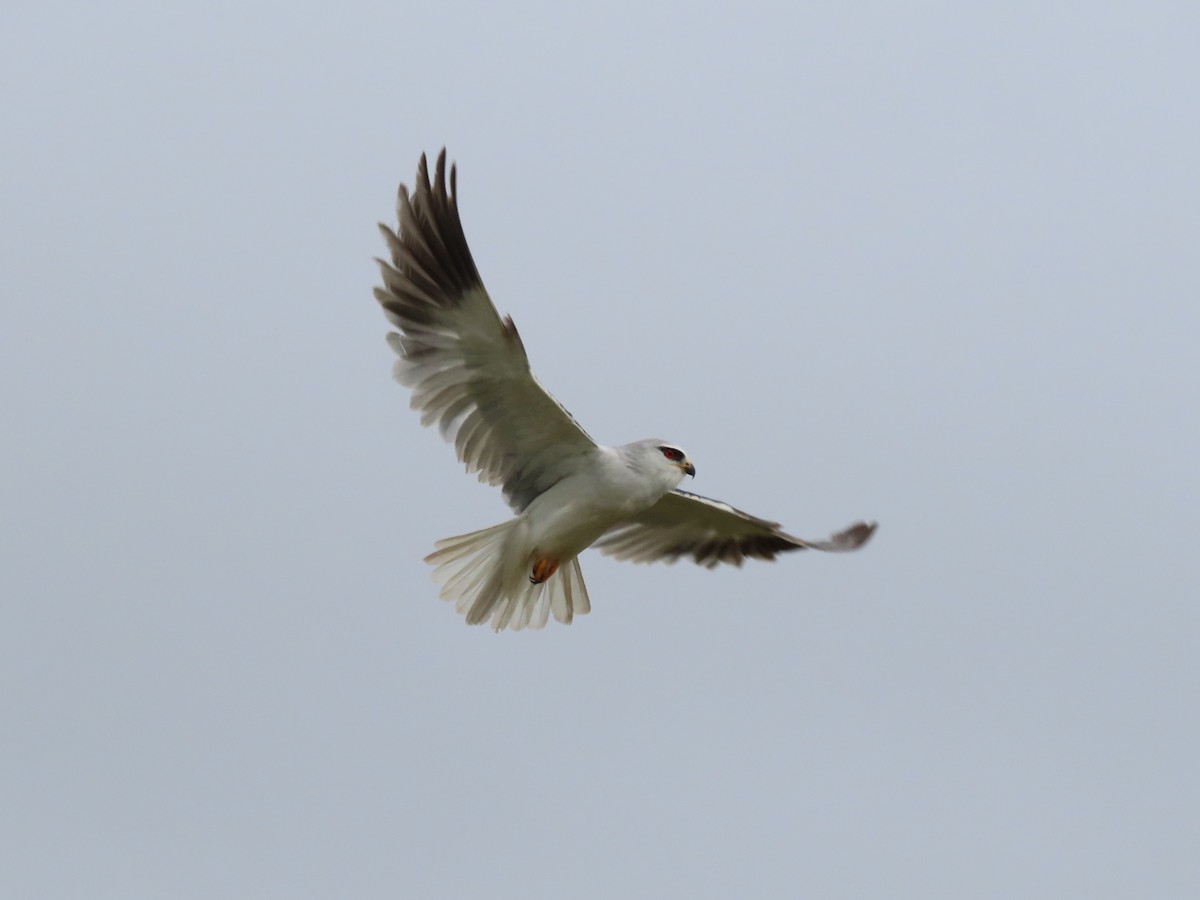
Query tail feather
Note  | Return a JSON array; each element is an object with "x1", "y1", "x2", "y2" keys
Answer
[
  {"x1": 427, "y1": 521, "x2": 510, "y2": 616},
  {"x1": 424, "y1": 521, "x2": 591, "y2": 632},
  {"x1": 553, "y1": 557, "x2": 590, "y2": 624}
]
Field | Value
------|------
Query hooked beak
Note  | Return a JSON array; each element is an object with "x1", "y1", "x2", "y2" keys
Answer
[{"x1": 682, "y1": 461, "x2": 696, "y2": 478}]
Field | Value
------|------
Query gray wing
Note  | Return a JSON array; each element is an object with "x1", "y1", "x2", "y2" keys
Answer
[
  {"x1": 374, "y1": 150, "x2": 598, "y2": 513},
  {"x1": 595, "y1": 490, "x2": 877, "y2": 567}
]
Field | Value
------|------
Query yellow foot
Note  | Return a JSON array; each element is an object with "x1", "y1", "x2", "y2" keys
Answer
[{"x1": 529, "y1": 558, "x2": 559, "y2": 584}]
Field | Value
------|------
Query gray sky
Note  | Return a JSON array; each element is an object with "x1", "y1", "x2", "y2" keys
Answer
[{"x1": 3, "y1": 1, "x2": 1198, "y2": 897}]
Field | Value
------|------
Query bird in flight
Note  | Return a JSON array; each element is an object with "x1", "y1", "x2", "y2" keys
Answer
[{"x1": 374, "y1": 150, "x2": 876, "y2": 631}]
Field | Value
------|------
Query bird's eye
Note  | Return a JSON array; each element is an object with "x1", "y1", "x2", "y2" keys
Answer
[{"x1": 660, "y1": 447, "x2": 683, "y2": 462}]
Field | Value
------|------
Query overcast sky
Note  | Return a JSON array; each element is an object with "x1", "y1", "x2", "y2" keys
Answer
[{"x1": 3, "y1": 2, "x2": 1198, "y2": 897}]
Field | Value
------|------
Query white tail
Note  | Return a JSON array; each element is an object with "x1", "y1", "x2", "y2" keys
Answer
[{"x1": 424, "y1": 520, "x2": 591, "y2": 631}]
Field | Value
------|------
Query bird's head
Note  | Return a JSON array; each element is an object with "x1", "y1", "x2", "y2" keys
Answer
[
  {"x1": 656, "y1": 443, "x2": 696, "y2": 479},
  {"x1": 623, "y1": 439, "x2": 696, "y2": 489}
]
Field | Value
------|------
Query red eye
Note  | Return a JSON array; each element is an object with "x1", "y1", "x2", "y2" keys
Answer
[{"x1": 660, "y1": 447, "x2": 683, "y2": 462}]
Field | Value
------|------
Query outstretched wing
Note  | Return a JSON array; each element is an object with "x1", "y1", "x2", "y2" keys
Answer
[
  {"x1": 374, "y1": 150, "x2": 598, "y2": 513},
  {"x1": 595, "y1": 490, "x2": 877, "y2": 567}
]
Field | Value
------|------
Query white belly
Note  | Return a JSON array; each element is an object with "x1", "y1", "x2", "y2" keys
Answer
[{"x1": 520, "y1": 459, "x2": 668, "y2": 561}]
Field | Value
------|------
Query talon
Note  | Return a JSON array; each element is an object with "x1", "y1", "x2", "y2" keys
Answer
[{"x1": 530, "y1": 557, "x2": 559, "y2": 584}]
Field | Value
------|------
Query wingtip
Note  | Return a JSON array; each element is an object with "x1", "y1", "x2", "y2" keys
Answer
[
  {"x1": 432, "y1": 149, "x2": 448, "y2": 198},
  {"x1": 832, "y1": 520, "x2": 877, "y2": 551}
]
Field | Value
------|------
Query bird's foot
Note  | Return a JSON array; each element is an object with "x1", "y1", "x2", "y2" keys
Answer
[{"x1": 529, "y1": 558, "x2": 559, "y2": 584}]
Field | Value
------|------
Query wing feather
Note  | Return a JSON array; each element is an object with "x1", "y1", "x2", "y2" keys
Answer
[
  {"x1": 375, "y1": 150, "x2": 597, "y2": 512},
  {"x1": 595, "y1": 490, "x2": 877, "y2": 568}
]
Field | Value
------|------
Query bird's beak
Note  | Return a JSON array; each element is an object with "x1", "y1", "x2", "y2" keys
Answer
[{"x1": 682, "y1": 461, "x2": 696, "y2": 478}]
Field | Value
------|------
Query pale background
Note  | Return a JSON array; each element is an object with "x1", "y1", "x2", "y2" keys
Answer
[{"x1": 3, "y1": 2, "x2": 1198, "y2": 897}]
